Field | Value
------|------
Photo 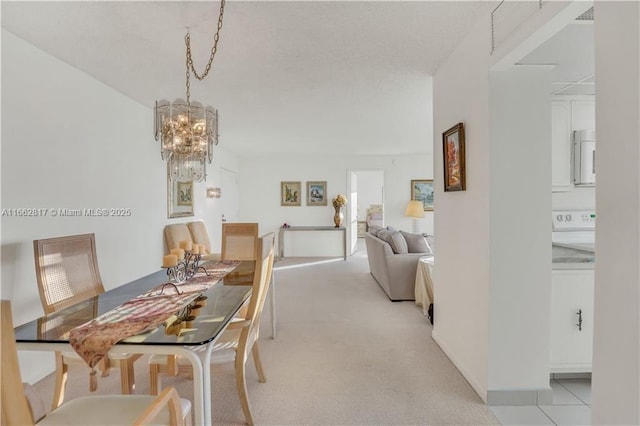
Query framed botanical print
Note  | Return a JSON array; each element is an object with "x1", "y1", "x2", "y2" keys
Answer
[
  {"x1": 443, "y1": 122, "x2": 466, "y2": 192},
  {"x1": 281, "y1": 181, "x2": 301, "y2": 206},
  {"x1": 306, "y1": 181, "x2": 327, "y2": 206},
  {"x1": 411, "y1": 179, "x2": 434, "y2": 211},
  {"x1": 167, "y1": 166, "x2": 194, "y2": 218}
]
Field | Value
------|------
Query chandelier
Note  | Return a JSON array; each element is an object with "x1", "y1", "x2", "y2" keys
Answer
[{"x1": 154, "y1": 0, "x2": 225, "y2": 182}]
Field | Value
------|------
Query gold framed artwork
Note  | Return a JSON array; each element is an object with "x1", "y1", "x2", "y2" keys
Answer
[
  {"x1": 306, "y1": 181, "x2": 327, "y2": 206},
  {"x1": 281, "y1": 181, "x2": 301, "y2": 206},
  {"x1": 443, "y1": 122, "x2": 466, "y2": 192},
  {"x1": 411, "y1": 179, "x2": 434, "y2": 211},
  {"x1": 167, "y1": 166, "x2": 194, "y2": 218}
]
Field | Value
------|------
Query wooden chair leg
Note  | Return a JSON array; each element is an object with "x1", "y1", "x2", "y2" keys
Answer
[
  {"x1": 51, "y1": 352, "x2": 68, "y2": 410},
  {"x1": 251, "y1": 343, "x2": 266, "y2": 383},
  {"x1": 235, "y1": 358, "x2": 254, "y2": 426},
  {"x1": 149, "y1": 363, "x2": 161, "y2": 395},
  {"x1": 119, "y1": 359, "x2": 135, "y2": 394}
]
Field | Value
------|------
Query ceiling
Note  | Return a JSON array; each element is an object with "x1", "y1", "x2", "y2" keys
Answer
[
  {"x1": 3, "y1": 2, "x2": 593, "y2": 156},
  {"x1": 518, "y1": 20, "x2": 594, "y2": 96},
  {"x1": 2, "y1": 1, "x2": 499, "y2": 157}
]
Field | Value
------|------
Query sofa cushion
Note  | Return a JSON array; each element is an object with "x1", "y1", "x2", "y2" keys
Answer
[
  {"x1": 368, "y1": 225, "x2": 384, "y2": 237},
  {"x1": 400, "y1": 231, "x2": 432, "y2": 254},
  {"x1": 379, "y1": 230, "x2": 408, "y2": 254}
]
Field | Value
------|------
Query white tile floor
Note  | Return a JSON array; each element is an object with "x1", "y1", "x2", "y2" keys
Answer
[{"x1": 490, "y1": 379, "x2": 591, "y2": 425}]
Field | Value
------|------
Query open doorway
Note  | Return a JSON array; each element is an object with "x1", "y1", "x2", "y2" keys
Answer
[{"x1": 347, "y1": 170, "x2": 384, "y2": 255}]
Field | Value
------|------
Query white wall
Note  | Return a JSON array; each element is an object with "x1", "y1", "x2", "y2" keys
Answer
[
  {"x1": 591, "y1": 2, "x2": 640, "y2": 424},
  {"x1": 0, "y1": 30, "x2": 234, "y2": 383},
  {"x1": 431, "y1": 1, "x2": 577, "y2": 402},
  {"x1": 487, "y1": 68, "x2": 552, "y2": 394},
  {"x1": 236, "y1": 154, "x2": 433, "y2": 244}
]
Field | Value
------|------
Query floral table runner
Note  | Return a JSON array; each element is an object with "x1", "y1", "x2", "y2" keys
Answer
[{"x1": 69, "y1": 260, "x2": 239, "y2": 391}]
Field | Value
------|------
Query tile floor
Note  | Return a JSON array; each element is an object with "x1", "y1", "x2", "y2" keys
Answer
[{"x1": 490, "y1": 379, "x2": 592, "y2": 425}]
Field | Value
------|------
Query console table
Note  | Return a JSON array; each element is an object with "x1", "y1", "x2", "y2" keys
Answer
[{"x1": 277, "y1": 226, "x2": 347, "y2": 260}]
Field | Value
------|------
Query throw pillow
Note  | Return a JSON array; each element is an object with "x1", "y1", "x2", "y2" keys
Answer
[
  {"x1": 387, "y1": 231, "x2": 409, "y2": 254},
  {"x1": 400, "y1": 230, "x2": 431, "y2": 254},
  {"x1": 368, "y1": 225, "x2": 383, "y2": 237},
  {"x1": 386, "y1": 225, "x2": 398, "y2": 232}
]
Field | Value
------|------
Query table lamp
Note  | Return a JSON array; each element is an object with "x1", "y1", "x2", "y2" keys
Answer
[{"x1": 405, "y1": 200, "x2": 425, "y2": 234}]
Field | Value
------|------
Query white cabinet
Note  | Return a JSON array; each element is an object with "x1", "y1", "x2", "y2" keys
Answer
[
  {"x1": 552, "y1": 101, "x2": 572, "y2": 191},
  {"x1": 550, "y1": 269, "x2": 594, "y2": 373},
  {"x1": 551, "y1": 97, "x2": 595, "y2": 192}
]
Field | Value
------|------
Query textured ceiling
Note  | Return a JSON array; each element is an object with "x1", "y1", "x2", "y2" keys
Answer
[{"x1": 2, "y1": 1, "x2": 499, "y2": 156}]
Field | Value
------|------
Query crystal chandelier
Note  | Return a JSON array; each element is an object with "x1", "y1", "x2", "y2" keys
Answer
[{"x1": 154, "y1": 0, "x2": 225, "y2": 182}]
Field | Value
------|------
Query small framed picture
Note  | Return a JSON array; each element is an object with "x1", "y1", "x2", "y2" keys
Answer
[
  {"x1": 443, "y1": 122, "x2": 466, "y2": 192},
  {"x1": 167, "y1": 166, "x2": 194, "y2": 218},
  {"x1": 411, "y1": 179, "x2": 434, "y2": 211},
  {"x1": 306, "y1": 181, "x2": 327, "y2": 206},
  {"x1": 281, "y1": 181, "x2": 301, "y2": 206}
]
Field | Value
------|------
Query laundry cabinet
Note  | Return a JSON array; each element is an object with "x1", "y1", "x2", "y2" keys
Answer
[{"x1": 549, "y1": 269, "x2": 595, "y2": 373}]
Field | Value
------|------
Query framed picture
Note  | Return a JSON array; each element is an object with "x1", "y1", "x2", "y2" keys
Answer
[
  {"x1": 167, "y1": 174, "x2": 194, "y2": 218},
  {"x1": 281, "y1": 181, "x2": 301, "y2": 206},
  {"x1": 306, "y1": 181, "x2": 327, "y2": 206},
  {"x1": 411, "y1": 179, "x2": 434, "y2": 211},
  {"x1": 443, "y1": 122, "x2": 466, "y2": 192}
]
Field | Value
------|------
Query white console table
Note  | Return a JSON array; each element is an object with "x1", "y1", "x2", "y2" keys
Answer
[{"x1": 277, "y1": 226, "x2": 347, "y2": 260}]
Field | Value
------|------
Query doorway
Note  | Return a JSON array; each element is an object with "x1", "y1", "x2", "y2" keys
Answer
[{"x1": 347, "y1": 170, "x2": 384, "y2": 255}]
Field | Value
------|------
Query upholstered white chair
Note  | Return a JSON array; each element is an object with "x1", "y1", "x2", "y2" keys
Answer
[
  {"x1": 187, "y1": 221, "x2": 220, "y2": 261},
  {"x1": 149, "y1": 232, "x2": 275, "y2": 426},
  {"x1": 33, "y1": 233, "x2": 142, "y2": 409},
  {"x1": 165, "y1": 222, "x2": 219, "y2": 261},
  {"x1": 1, "y1": 300, "x2": 192, "y2": 426}
]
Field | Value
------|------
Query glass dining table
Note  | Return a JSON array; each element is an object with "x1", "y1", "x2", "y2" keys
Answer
[{"x1": 14, "y1": 261, "x2": 254, "y2": 426}]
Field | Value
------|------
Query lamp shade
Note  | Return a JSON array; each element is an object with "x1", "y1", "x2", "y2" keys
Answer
[{"x1": 405, "y1": 200, "x2": 425, "y2": 219}]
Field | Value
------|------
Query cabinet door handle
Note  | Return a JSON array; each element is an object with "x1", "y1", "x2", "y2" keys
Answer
[{"x1": 576, "y1": 309, "x2": 583, "y2": 331}]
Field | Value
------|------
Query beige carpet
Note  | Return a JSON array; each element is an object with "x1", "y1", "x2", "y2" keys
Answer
[{"x1": 33, "y1": 241, "x2": 498, "y2": 425}]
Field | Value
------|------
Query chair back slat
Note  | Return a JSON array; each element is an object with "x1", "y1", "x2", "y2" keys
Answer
[
  {"x1": 1, "y1": 300, "x2": 36, "y2": 426},
  {"x1": 221, "y1": 223, "x2": 259, "y2": 261},
  {"x1": 33, "y1": 234, "x2": 105, "y2": 314}
]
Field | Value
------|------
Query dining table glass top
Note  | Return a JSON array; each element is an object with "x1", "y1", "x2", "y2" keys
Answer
[{"x1": 14, "y1": 261, "x2": 254, "y2": 347}]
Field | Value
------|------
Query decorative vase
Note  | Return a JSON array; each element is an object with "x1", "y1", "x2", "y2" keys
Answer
[{"x1": 333, "y1": 207, "x2": 344, "y2": 228}]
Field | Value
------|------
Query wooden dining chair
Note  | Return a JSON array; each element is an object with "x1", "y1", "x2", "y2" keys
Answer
[
  {"x1": 149, "y1": 232, "x2": 275, "y2": 426},
  {"x1": 220, "y1": 223, "x2": 259, "y2": 261},
  {"x1": 33, "y1": 233, "x2": 142, "y2": 409},
  {"x1": 1, "y1": 300, "x2": 191, "y2": 426}
]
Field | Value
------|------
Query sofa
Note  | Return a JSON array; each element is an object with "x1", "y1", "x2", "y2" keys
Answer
[{"x1": 364, "y1": 226, "x2": 432, "y2": 301}]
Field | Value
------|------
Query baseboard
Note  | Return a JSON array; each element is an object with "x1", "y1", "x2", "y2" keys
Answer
[
  {"x1": 551, "y1": 372, "x2": 592, "y2": 380},
  {"x1": 487, "y1": 388, "x2": 553, "y2": 406},
  {"x1": 431, "y1": 330, "x2": 488, "y2": 403},
  {"x1": 432, "y1": 330, "x2": 553, "y2": 406}
]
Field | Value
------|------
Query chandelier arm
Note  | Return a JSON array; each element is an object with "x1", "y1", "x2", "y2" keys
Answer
[{"x1": 185, "y1": 0, "x2": 225, "y2": 82}]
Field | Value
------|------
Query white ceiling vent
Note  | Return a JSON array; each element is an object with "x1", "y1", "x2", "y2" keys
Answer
[{"x1": 576, "y1": 7, "x2": 594, "y2": 21}]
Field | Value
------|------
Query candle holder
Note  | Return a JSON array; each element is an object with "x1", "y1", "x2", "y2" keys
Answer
[
  {"x1": 163, "y1": 265, "x2": 187, "y2": 284},
  {"x1": 181, "y1": 251, "x2": 211, "y2": 280}
]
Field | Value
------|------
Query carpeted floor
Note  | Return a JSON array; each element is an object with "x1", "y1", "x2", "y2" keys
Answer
[{"x1": 33, "y1": 240, "x2": 498, "y2": 425}]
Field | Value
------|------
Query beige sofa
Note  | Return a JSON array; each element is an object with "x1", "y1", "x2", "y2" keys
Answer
[{"x1": 364, "y1": 228, "x2": 431, "y2": 301}]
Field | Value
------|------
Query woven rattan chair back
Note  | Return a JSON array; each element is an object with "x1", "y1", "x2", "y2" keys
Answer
[{"x1": 33, "y1": 234, "x2": 105, "y2": 315}]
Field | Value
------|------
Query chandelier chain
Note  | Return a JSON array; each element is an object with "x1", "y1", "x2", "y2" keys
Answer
[{"x1": 184, "y1": 0, "x2": 225, "y2": 106}]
